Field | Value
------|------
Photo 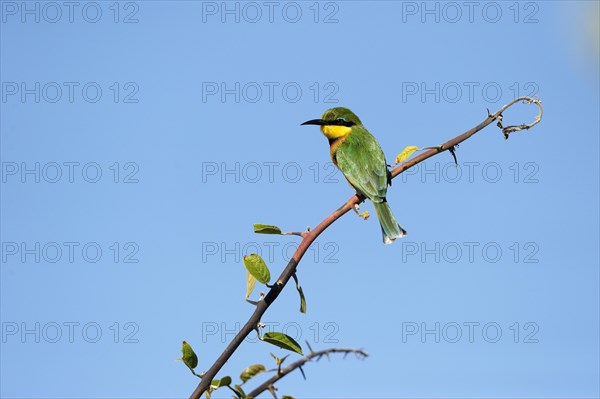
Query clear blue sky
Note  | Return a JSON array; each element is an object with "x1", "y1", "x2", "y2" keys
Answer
[{"x1": 1, "y1": 1, "x2": 599, "y2": 398}]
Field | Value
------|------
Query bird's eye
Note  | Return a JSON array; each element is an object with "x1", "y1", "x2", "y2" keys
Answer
[{"x1": 336, "y1": 117, "x2": 347, "y2": 123}]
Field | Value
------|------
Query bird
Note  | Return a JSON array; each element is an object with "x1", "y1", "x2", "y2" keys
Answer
[{"x1": 301, "y1": 107, "x2": 407, "y2": 244}]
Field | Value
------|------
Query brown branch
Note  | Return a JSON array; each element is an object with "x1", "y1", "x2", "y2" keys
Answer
[
  {"x1": 189, "y1": 97, "x2": 542, "y2": 398},
  {"x1": 246, "y1": 347, "x2": 368, "y2": 398},
  {"x1": 390, "y1": 96, "x2": 542, "y2": 178}
]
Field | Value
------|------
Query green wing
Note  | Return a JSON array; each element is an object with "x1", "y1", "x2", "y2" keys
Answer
[{"x1": 336, "y1": 127, "x2": 389, "y2": 202}]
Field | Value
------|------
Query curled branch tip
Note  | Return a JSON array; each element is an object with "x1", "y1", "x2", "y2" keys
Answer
[{"x1": 493, "y1": 97, "x2": 543, "y2": 139}]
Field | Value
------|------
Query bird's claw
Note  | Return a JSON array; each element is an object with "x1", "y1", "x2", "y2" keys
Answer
[{"x1": 353, "y1": 204, "x2": 370, "y2": 220}]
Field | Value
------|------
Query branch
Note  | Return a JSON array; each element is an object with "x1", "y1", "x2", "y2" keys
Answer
[
  {"x1": 389, "y1": 96, "x2": 542, "y2": 178},
  {"x1": 246, "y1": 347, "x2": 368, "y2": 398},
  {"x1": 189, "y1": 97, "x2": 542, "y2": 398}
]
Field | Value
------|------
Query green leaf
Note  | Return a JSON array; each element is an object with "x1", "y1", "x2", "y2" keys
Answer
[
  {"x1": 245, "y1": 271, "x2": 256, "y2": 299},
  {"x1": 270, "y1": 352, "x2": 279, "y2": 363},
  {"x1": 270, "y1": 353, "x2": 289, "y2": 367},
  {"x1": 210, "y1": 376, "x2": 231, "y2": 389},
  {"x1": 233, "y1": 384, "x2": 246, "y2": 397},
  {"x1": 240, "y1": 364, "x2": 267, "y2": 383},
  {"x1": 254, "y1": 223, "x2": 283, "y2": 235},
  {"x1": 243, "y1": 254, "x2": 270, "y2": 285},
  {"x1": 292, "y1": 274, "x2": 306, "y2": 313},
  {"x1": 178, "y1": 340, "x2": 198, "y2": 369},
  {"x1": 395, "y1": 146, "x2": 420, "y2": 164},
  {"x1": 262, "y1": 332, "x2": 303, "y2": 355},
  {"x1": 219, "y1": 376, "x2": 232, "y2": 386},
  {"x1": 294, "y1": 283, "x2": 306, "y2": 314}
]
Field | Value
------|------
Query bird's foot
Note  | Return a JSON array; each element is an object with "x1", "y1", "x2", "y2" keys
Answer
[{"x1": 353, "y1": 204, "x2": 370, "y2": 220}]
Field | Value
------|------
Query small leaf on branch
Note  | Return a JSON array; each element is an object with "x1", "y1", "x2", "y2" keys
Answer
[
  {"x1": 395, "y1": 146, "x2": 420, "y2": 164},
  {"x1": 219, "y1": 376, "x2": 232, "y2": 386},
  {"x1": 210, "y1": 376, "x2": 231, "y2": 390},
  {"x1": 240, "y1": 364, "x2": 267, "y2": 383},
  {"x1": 245, "y1": 271, "x2": 257, "y2": 299},
  {"x1": 292, "y1": 273, "x2": 306, "y2": 313},
  {"x1": 297, "y1": 285, "x2": 307, "y2": 313},
  {"x1": 270, "y1": 352, "x2": 289, "y2": 367},
  {"x1": 254, "y1": 224, "x2": 283, "y2": 235},
  {"x1": 177, "y1": 340, "x2": 198, "y2": 369},
  {"x1": 233, "y1": 384, "x2": 246, "y2": 397},
  {"x1": 243, "y1": 254, "x2": 271, "y2": 285},
  {"x1": 262, "y1": 332, "x2": 303, "y2": 355}
]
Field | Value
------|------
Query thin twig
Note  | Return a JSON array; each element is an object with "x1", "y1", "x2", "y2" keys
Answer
[
  {"x1": 390, "y1": 97, "x2": 542, "y2": 178},
  {"x1": 284, "y1": 226, "x2": 311, "y2": 237},
  {"x1": 189, "y1": 97, "x2": 542, "y2": 398},
  {"x1": 246, "y1": 348, "x2": 368, "y2": 398}
]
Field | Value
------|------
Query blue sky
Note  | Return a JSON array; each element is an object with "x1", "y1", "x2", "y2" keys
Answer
[{"x1": 1, "y1": 1, "x2": 599, "y2": 398}]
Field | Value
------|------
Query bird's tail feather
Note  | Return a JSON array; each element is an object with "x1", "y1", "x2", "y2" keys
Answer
[{"x1": 373, "y1": 201, "x2": 407, "y2": 245}]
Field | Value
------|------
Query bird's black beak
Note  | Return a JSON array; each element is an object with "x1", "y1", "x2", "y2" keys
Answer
[{"x1": 301, "y1": 119, "x2": 328, "y2": 126}]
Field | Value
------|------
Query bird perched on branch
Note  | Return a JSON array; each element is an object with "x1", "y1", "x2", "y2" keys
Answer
[{"x1": 302, "y1": 107, "x2": 407, "y2": 244}]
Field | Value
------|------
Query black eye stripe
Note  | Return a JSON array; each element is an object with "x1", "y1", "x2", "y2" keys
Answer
[{"x1": 324, "y1": 117, "x2": 355, "y2": 127}]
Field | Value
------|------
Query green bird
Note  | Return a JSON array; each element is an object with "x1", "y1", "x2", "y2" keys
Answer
[{"x1": 302, "y1": 107, "x2": 406, "y2": 244}]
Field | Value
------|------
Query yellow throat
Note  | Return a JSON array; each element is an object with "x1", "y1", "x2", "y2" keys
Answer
[{"x1": 321, "y1": 125, "x2": 352, "y2": 140}]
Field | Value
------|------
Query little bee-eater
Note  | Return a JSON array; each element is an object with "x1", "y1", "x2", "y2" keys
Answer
[{"x1": 302, "y1": 107, "x2": 407, "y2": 244}]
